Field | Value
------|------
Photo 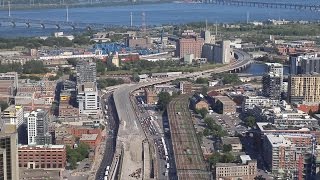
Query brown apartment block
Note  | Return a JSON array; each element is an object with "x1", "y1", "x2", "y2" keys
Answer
[
  {"x1": 176, "y1": 37, "x2": 204, "y2": 58},
  {"x1": 18, "y1": 145, "x2": 66, "y2": 169},
  {"x1": 289, "y1": 74, "x2": 320, "y2": 104},
  {"x1": 215, "y1": 159, "x2": 257, "y2": 180},
  {"x1": 214, "y1": 96, "x2": 237, "y2": 115},
  {"x1": 179, "y1": 81, "x2": 192, "y2": 94}
]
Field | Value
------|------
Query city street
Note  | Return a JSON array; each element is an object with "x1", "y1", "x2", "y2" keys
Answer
[{"x1": 95, "y1": 93, "x2": 119, "y2": 180}]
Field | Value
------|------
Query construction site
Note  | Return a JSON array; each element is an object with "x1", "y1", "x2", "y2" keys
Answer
[{"x1": 167, "y1": 95, "x2": 211, "y2": 180}]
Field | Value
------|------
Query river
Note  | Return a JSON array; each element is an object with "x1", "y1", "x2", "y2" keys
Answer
[
  {"x1": 244, "y1": 62, "x2": 289, "y2": 75},
  {"x1": 0, "y1": 1, "x2": 319, "y2": 37}
]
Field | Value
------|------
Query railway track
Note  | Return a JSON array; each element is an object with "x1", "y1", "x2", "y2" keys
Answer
[{"x1": 167, "y1": 95, "x2": 211, "y2": 180}]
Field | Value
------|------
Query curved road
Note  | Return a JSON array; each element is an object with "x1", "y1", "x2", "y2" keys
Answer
[{"x1": 111, "y1": 50, "x2": 252, "y2": 180}]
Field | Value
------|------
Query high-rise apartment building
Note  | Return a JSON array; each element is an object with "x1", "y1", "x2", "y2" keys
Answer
[
  {"x1": 301, "y1": 57, "x2": 320, "y2": 74},
  {"x1": 262, "y1": 72, "x2": 282, "y2": 100},
  {"x1": 288, "y1": 74, "x2": 320, "y2": 103},
  {"x1": 176, "y1": 37, "x2": 204, "y2": 58},
  {"x1": 26, "y1": 109, "x2": 52, "y2": 145},
  {"x1": 77, "y1": 82, "x2": 100, "y2": 116},
  {"x1": 263, "y1": 134, "x2": 314, "y2": 180},
  {"x1": 200, "y1": 30, "x2": 212, "y2": 44},
  {"x1": 0, "y1": 72, "x2": 18, "y2": 101},
  {"x1": 0, "y1": 124, "x2": 19, "y2": 180},
  {"x1": 289, "y1": 53, "x2": 318, "y2": 75},
  {"x1": 266, "y1": 63, "x2": 283, "y2": 90},
  {"x1": 76, "y1": 59, "x2": 97, "y2": 84}
]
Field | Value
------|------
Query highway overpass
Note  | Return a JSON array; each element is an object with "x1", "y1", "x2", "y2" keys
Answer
[{"x1": 110, "y1": 50, "x2": 252, "y2": 180}]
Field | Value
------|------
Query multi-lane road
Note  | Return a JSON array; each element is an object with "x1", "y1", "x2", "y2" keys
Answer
[
  {"x1": 110, "y1": 50, "x2": 252, "y2": 180},
  {"x1": 95, "y1": 93, "x2": 119, "y2": 180}
]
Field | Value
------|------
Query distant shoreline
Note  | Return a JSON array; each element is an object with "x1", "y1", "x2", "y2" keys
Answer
[{"x1": 0, "y1": 0, "x2": 174, "y2": 11}]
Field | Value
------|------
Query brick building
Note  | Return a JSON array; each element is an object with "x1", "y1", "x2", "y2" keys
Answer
[
  {"x1": 176, "y1": 37, "x2": 204, "y2": 58},
  {"x1": 79, "y1": 134, "x2": 101, "y2": 149},
  {"x1": 179, "y1": 81, "x2": 192, "y2": 94},
  {"x1": 58, "y1": 104, "x2": 79, "y2": 119},
  {"x1": 18, "y1": 145, "x2": 66, "y2": 169},
  {"x1": 55, "y1": 135, "x2": 75, "y2": 148},
  {"x1": 213, "y1": 96, "x2": 236, "y2": 115},
  {"x1": 68, "y1": 126, "x2": 101, "y2": 138},
  {"x1": 215, "y1": 155, "x2": 257, "y2": 180}
]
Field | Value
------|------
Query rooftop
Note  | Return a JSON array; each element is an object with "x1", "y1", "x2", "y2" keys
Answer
[
  {"x1": 18, "y1": 144, "x2": 65, "y2": 149},
  {"x1": 257, "y1": 122, "x2": 313, "y2": 131},
  {"x1": 266, "y1": 134, "x2": 292, "y2": 148},
  {"x1": 77, "y1": 82, "x2": 97, "y2": 92},
  {"x1": 222, "y1": 137, "x2": 241, "y2": 145},
  {"x1": 215, "y1": 96, "x2": 236, "y2": 105},
  {"x1": 2, "y1": 105, "x2": 22, "y2": 113},
  {"x1": 266, "y1": 62, "x2": 283, "y2": 67},
  {"x1": 240, "y1": 155, "x2": 252, "y2": 164},
  {"x1": 80, "y1": 134, "x2": 98, "y2": 141}
]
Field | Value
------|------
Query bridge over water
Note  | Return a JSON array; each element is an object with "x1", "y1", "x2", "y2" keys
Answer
[
  {"x1": 0, "y1": 17, "x2": 130, "y2": 30},
  {"x1": 202, "y1": 0, "x2": 320, "y2": 11}
]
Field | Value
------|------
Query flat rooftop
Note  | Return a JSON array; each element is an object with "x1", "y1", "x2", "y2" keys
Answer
[
  {"x1": 266, "y1": 134, "x2": 292, "y2": 148},
  {"x1": 222, "y1": 137, "x2": 241, "y2": 145},
  {"x1": 215, "y1": 96, "x2": 236, "y2": 105},
  {"x1": 18, "y1": 144, "x2": 65, "y2": 149},
  {"x1": 80, "y1": 134, "x2": 98, "y2": 141}
]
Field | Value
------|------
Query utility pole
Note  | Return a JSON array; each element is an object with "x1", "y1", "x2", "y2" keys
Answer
[
  {"x1": 130, "y1": 12, "x2": 133, "y2": 27},
  {"x1": 141, "y1": 12, "x2": 146, "y2": 35},
  {"x1": 8, "y1": 1, "x2": 10, "y2": 17},
  {"x1": 66, "y1": 6, "x2": 69, "y2": 22},
  {"x1": 205, "y1": 19, "x2": 207, "y2": 31},
  {"x1": 215, "y1": 21, "x2": 217, "y2": 36}
]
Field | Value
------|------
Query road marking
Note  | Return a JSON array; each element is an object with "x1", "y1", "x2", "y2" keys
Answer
[
  {"x1": 134, "y1": 120, "x2": 138, "y2": 129},
  {"x1": 123, "y1": 121, "x2": 126, "y2": 130}
]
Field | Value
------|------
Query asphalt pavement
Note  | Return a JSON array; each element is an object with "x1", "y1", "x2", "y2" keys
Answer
[{"x1": 95, "y1": 93, "x2": 118, "y2": 180}]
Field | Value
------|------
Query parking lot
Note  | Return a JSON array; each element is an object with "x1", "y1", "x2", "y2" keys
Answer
[{"x1": 207, "y1": 112, "x2": 248, "y2": 135}]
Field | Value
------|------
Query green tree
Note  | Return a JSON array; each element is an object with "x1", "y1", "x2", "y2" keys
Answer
[
  {"x1": 212, "y1": 73, "x2": 240, "y2": 85},
  {"x1": 106, "y1": 61, "x2": 118, "y2": 71},
  {"x1": 195, "y1": 77, "x2": 208, "y2": 84},
  {"x1": 198, "y1": 107, "x2": 208, "y2": 118},
  {"x1": 221, "y1": 152, "x2": 235, "y2": 163},
  {"x1": 97, "y1": 78, "x2": 124, "y2": 89},
  {"x1": 63, "y1": 67, "x2": 71, "y2": 74},
  {"x1": 67, "y1": 58, "x2": 77, "y2": 67},
  {"x1": 208, "y1": 152, "x2": 221, "y2": 166},
  {"x1": 96, "y1": 60, "x2": 106, "y2": 74},
  {"x1": 201, "y1": 86, "x2": 208, "y2": 96},
  {"x1": 132, "y1": 73, "x2": 140, "y2": 82},
  {"x1": 66, "y1": 142, "x2": 90, "y2": 170},
  {"x1": 203, "y1": 128, "x2": 211, "y2": 137},
  {"x1": 246, "y1": 116, "x2": 256, "y2": 128},
  {"x1": 23, "y1": 60, "x2": 47, "y2": 74},
  {"x1": 0, "y1": 101, "x2": 8, "y2": 111},
  {"x1": 222, "y1": 144, "x2": 232, "y2": 153},
  {"x1": 157, "y1": 92, "x2": 172, "y2": 111},
  {"x1": 48, "y1": 75, "x2": 59, "y2": 81},
  {"x1": 0, "y1": 63, "x2": 22, "y2": 73},
  {"x1": 72, "y1": 35, "x2": 91, "y2": 45}
]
